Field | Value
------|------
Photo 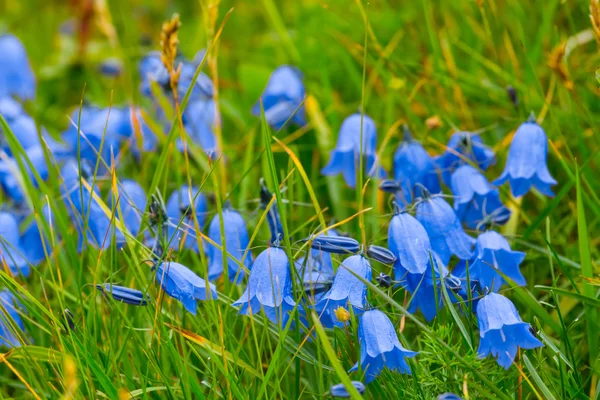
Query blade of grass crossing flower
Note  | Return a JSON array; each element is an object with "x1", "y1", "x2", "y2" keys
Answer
[
  {"x1": 576, "y1": 165, "x2": 599, "y2": 393},
  {"x1": 311, "y1": 313, "x2": 363, "y2": 400}
]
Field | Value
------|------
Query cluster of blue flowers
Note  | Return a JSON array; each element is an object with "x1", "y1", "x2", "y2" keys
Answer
[{"x1": 0, "y1": 32, "x2": 554, "y2": 395}]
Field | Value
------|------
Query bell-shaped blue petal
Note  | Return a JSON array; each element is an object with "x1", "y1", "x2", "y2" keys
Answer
[
  {"x1": 0, "y1": 289, "x2": 27, "y2": 348},
  {"x1": 139, "y1": 51, "x2": 170, "y2": 97},
  {"x1": 0, "y1": 97, "x2": 24, "y2": 121},
  {"x1": 321, "y1": 113, "x2": 387, "y2": 188},
  {"x1": 156, "y1": 261, "x2": 217, "y2": 315},
  {"x1": 393, "y1": 127, "x2": 441, "y2": 203},
  {"x1": 469, "y1": 231, "x2": 526, "y2": 292},
  {"x1": 109, "y1": 180, "x2": 147, "y2": 244},
  {"x1": 0, "y1": 34, "x2": 36, "y2": 100},
  {"x1": 181, "y1": 99, "x2": 218, "y2": 156},
  {"x1": 435, "y1": 132, "x2": 495, "y2": 186},
  {"x1": 252, "y1": 65, "x2": 306, "y2": 129},
  {"x1": 450, "y1": 165, "x2": 511, "y2": 230},
  {"x1": 476, "y1": 293, "x2": 542, "y2": 369},
  {"x1": 313, "y1": 255, "x2": 371, "y2": 328},
  {"x1": 165, "y1": 185, "x2": 208, "y2": 252},
  {"x1": 494, "y1": 120, "x2": 557, "y2": 197},
  {"x1": 388, "y1": 211, "x2": 432, "y2": 278},
  {"x1": 0, "y1": 212, "x2": 30, "y2": 277},
  {"x1": 21, "y1": 204, "x2": 54, "y2": 265},
  {"x1": 349, "y1": 309, "x2": 417, "y2": 383},
  {"x1": 416, "y1": 194, "x2": 475, "y2": 265},
  {"x1": 0, "y1": 146, "x2": 51, "y2": 202},
  {"x1": 232, "y1": 246, "x2": 295, "y2": 325},
  {"x1": 1, "y1": 112, "x2": 68, "y2": 158},
  {"x1": 206, "y1": 206, "x2": 252, "y2": 283},
  {"x1": 437, "y1": 394, "x2": 463, "y2": 400}
]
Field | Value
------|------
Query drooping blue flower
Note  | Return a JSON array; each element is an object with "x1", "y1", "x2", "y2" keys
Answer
[
  {"x1": 0, "y1": 111, "x2": 68, "y2": 158},
  {"x1": 366, "y1": 245, "x2": 396, "y2": 265},
  {"x1": 252, "y1": 65, "x2": 306, "y2": 129},
  {"x1": 494, "y1": 119, "x2": 557, "y2": 197},
  {"x1": 0, "y1": 289, "x2": 27, "y2": 348},
  {"x1": 435, "y1": 132, "x2": 495, "y2": 185},
  {"x1": 0, "y1": 34, "x2": 36, "y2": 100},
  {"x1": 21, "y1": 203, "x2": 54, "y2": 265},
  {"x1": 232, "y1": 246, "x2": 296, "y2": 325},
  {"x1": 349, "y1": 309, "x2": 417, "y2": 383},
  {"x1": 476, "y1": 292, "x2": 543, "y2": 369},
  {"x1": 416, "y1": 192, "x2": 475, "y2": 265},
  {"x1": 450, "y1": 164, "x2": 511, "y2": 230},
  {"x1": 313, "y1": 255, "x2": 371, "y2": 328},
  {"x1": 180, "y1": 99, "x2": 218, "y2": 156},
  {"x1": 309, "y1": 233, "x2": 360, "y2": 255},
  {"x1": 96, "y1": 284, "x2": 149, "y2": 306},
  {"x1": 60, "y1": 160, "x2": 111, "y2": 251},
  {"x1": 388, "y1": 211, "x2": 432, "y2": 280},
  {"x1": 295, "y1": 258, "x2": 332, "y2": 303},
  {"x1": 127, "y1": 108, "x2": 158, "y2": 158},
  {"x1": 321, "y1": 113, "x2": 387, "y2": 188},
  {"x1": 0, "y1": 146, "x2": 51, "y2": 202},
  {"x1": 139, "y1": 51, "x2": 170, "y2": 97},
  {"x1": 259, "y1": 179, "x2": 284, "y2": 243},
  {"x1": 304, "y1": 229, "x2": 339, "y2": 278},
  {"x1": 98, "y1": 58, "x2": 123, "y2": 77},
  {"x1": 165, "y1": 185, "x2": 208, "y2": 252},
  {"x1": 0, "y1": 212, "x2": 30, "y2": 277},
  {"x1": 109, "y1": 180, "x2": 147, "y2": 244},
  {"x1": 156, "y1": 261, "x2": 217, "y2": 315},
  {"x1": 206, "y1": 204, "x2": 252, "y2": 283},
  {"x1": 464, "y1": 231, "x2": 525, "y2": 292},
  {"x1": 393, "y1": 126, "x2": 441, "y2": 203},
  {"x1": 437, "y1": 394, "x2": 463, "y2": 400},
  {"x1": 330, "y1": 381, "x2": 366, "y2": 397},
  {"x1": 403, "y1": 251, "x2": 459, "y2": 321}
]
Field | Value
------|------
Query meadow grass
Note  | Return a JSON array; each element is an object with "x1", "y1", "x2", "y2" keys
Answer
[{"x1": 0, "y1": 0, "x2": 599, "y2": 399}]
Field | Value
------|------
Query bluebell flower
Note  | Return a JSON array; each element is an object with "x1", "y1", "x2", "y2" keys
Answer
[
  {"x1": 494, "y1": 119, "x2": 557, "y2": 197},
  {"x1": 180, "y1": 99, "x2": 218, "y2": 156},
  {"x1": 0, "y1": 212, "x2": 29, "y2": 277},
  {"x1": 321, "y1": 113, "x2": 387, "y2": 188},
  {"x1": 61, "y1": 106, "x2": 130, "y2": 170},
  {"x1": 468, "y1": 231, "x2": 526, "y2": 292},
  {"x1": 303, "y1": 229, "x2": 339, "y2": 278},
  {"x1": 0, "y1": 289, "x2": 27, "y2": 348},
  {"x1": 206, "y1": 204, "x2": 252, "y2": 283},
  {"x1": 437, "y1": 393, "x2": 463, "y2": 400},
  {"x1": 165, "y1": 185, "x2": 208, "y2": 252},
  {"x1": 127, "y1": 108, "x2": 158, "y2": 158},
  {"x1": 252, "y1": 65, "x2": 305, "y2": 129},
  {"x1": 435, "y1": 132, "x2": 495, "y2": 185},
  {"x1": 0, "y1": 34, "x2": 36, "y2": 100},
  {"x1": 295, "y1": 259, "x2": 332, "y2": 303},
  {"x1": 403, "y1": 251, "x2": 459, "y2": 321},
  {"x1": 388, "y1": 211, "x2": 432, "y2": 279},
  {"x1": 98, "y1": 59, "x2": 123, "y2": 77},
  {"x1": 349, "y1": 309, "x2": 417, "y2": 383},
  {"x1": 450, "y1": 165, "x2": 511, "y2": 230},
  {"x1": 96, "y1": 284, "x2": 149, "y2": 306},
  {"x1": 0, "y1": 146, "x2": 51, "y2": 202},
  {"x1": 309, "y1": 232, "x2": 360, "y2": 255},
  {"x1": 416, "y1": 192, "x2": 475, "y2": 265},
  {"x1": 21, "y1": 203, "x2": 54, "y2": 265},
  {"x1": 330, "y1": 381, "x2": 366, "y2": 397},
  {"x1": 313, "y1": 255, "x2": 371, "y2": 328},
  {"x1": 156, "y1": 261, "x2": 217, "y2": 315},
  {"x1": 139, "y1": 51, "x2": 170, "y2": 97},
  {"x1": 476, "y1": 292, "x2": 543, "y2": 368},
  {"x1": 1, "y1": 112, "x2": 68, "y2": 158},
  {"x1": 232, "y1": 246, "x2": 296, "y2": 325},
  {"x1": 60, "y1": 160, "x2": 111, "y2": 251},
  {"x1": 259, "y1": 179, "x2": 284, "y2": 243},
  {"x1": 366, "y1": 245, "x2": 396, "y2": 265},
  {"x1": 0, "y1": 97, "x2": 24, "y2": 120},
  {"x1": 109, "y1": 180, "x2": 147, "y2": 244},
  {"x1": 393, "y1": 126, "x2": 441, "y2": 203}
]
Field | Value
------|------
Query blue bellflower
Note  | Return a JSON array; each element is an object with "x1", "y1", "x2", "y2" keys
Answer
[
  {"x1": 435, "y1": 132, "x2": 495, "y2": 185},
  {"x1": 21, "y1": 204, "x2": 54, "y2": 265},
  {"x1": 0, "y1": 289, "x2": 27, "y2": 348},
  {"x1": 206, "y1": 205, "x2": 253, "y2": 283},
  {"x1": 321, "y1": 113, "x2": 386, "y2": 188},
  {"x1": 476, "y1": 292, "x2": 542, "y2": 368},
  {"x1": 165, "y1": 185, "x2": 208, "y2": 252},
  {"x1": 313, "y1": 255, "x2": 371, "y2": 328},
  {"x1": 350, "y1": 309, "x2": 417, "y2": 383},
  {"x1": 458, "y1": 231, "x2": 526, "y2": 292},
  {"x1": 437, "y1": 394, "x2": 463, "y2": 400},
  {"x1": 450, "y1": 164, "x2": 511, "y2": 230},
  {"x1": 1, "y1": 111, "x2": 68, "y2": 158},
  {"x1": 110, "y1": 180, "x2": 147, "y2": 244},
  {"x1": 0, "y1": 34, "x2": 36, "y2": 100},
  {"x1": 232, "y1": 247, "x2": 296, "y2": 325},
  {"x1": 96, "y1": 284, "x2": 149, "y2": 306},
  {"x1": 252, "y1": 65, "x2": 306, "y2": 129},
  {"x1": 0, "y1": 212, "x2": 29, "y2": 277},
  {"x1": 393, "y1": 126, "x2": 441, "y2": 203},
  {"x1": 0, "y1": 146, "x2": 51, "y2": 202},
  {"x1": 127, "y1": 108, "x2": 158, "y2": 158},
  {"x1": 388, "y1": 211, "x2": 432, "y2": 279},
  {"x1": 416, "y1": 192, "x2": 475, "y2": 265},
  {"x1": 494, "y1": 119, "x2": 557, "y2": 197},
  {"x1": 330, "y1": 381, "x2": 366, "y2": 397},
  {"x1": 156, "y1": 261, "x2": 217, "y2": 315}
]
